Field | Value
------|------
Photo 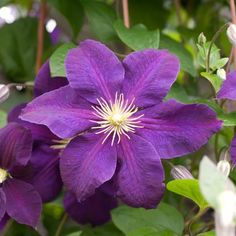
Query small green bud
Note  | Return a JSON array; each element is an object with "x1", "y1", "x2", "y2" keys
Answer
[{"x1": 198, "y1": 32, "x2": 207, "y2": 45}]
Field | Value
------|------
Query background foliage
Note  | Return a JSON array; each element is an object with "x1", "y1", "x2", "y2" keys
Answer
[{"x1": 0, "y1": 0, "x2": 235, "y2": 235}]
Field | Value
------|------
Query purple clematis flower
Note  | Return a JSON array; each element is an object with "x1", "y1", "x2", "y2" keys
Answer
[
  {"x1": 217, "y1": 71, "x2": 236, "y2": 165},
  {"x1": 21, "y1": 39, "x2": 221, "y2": 208},
  {"x1": 0, "y1": 123, "x2": 42, "y2": 227}
]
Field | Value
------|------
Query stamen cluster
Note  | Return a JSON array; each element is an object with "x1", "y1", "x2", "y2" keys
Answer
[{"x1": 91, "y1": 93, "x2": 143, "y2": 145}]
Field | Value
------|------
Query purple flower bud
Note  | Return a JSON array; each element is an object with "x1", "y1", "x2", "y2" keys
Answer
[
  {"x1": 0, "y1": 84, "x2": 10, "y2": 104},
  {"x1": 171, "y1": 165, "x2": 194, "y2": 180}
]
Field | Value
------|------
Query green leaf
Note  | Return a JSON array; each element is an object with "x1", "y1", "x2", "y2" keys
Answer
[
  {"x1": 0, "y1": 0, "x2": 11, "y2": 7},
  {"x1": 200, "y1": 72, "x2": 222, "y2": 93},
  {"x1": 212, "y1": 57, "x2": 228, "y2": 70},
  {"x1": 199, "y1": 156, "x2": 236, "y2": 208},
  {"x1": 81, "y1": 222, "x2": 123, "y2": 236},
  {"x1": 0, "y1": 110, "x2": 7, "y2": 128},
  {"x1": 167, "y1": 179, "x2": 209, "y2": 210},
  {"x1": 159, "y1": 35, "x2": 196, "y2": 76},
  {"x1": 49, "y1": 43, "x2": 75, "y2": 77},
  {"x1": 198, "y1": 231, "x2": 215, "y2": 236},
  {"x1": 218, "y1": 112, "x2": 236, "y2": 126},
  {"x1": 127, "y1": 227, "x2": 178, "y2": 236},
  {"x1": 48, "y1": 0, "x2": 84, "y2": 38},
  {"x1": 128, "y1": 0, "x2": 170, "y2": 30},
  {"x1": 0, "y1": 17, "x2": 50, "y2": 83},
  {"x1": 112, "y1": 203, "x2": 184, "y2": 236},
  {"x1": 67, "y1": 232, "x2": 82, "y2": 236},
  {"x1": 81, "y1": 0, "x2": 117, "y2": 42},
  {"x1": 114, "y1": 20, "x2": 159, "y2": 51}
]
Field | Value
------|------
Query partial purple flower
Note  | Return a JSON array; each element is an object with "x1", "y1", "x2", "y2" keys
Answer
[
  {"x1": 7, "y1": 61, "x2": 65, "y2": 203},
  {"x1": 64, "y1": 187, "x2": 117, "y2": 226},
  {"x1": 0, "y1": 123, "x2": 42, "y2": 227},
  {"x1": 217, "y1": 71, "x2": 236, "y2": 165},
  {"x1": 21, "y1": 39, "x2": 221, "y2": 208}
]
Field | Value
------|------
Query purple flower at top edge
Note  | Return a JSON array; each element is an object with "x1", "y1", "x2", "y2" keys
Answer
[
  {"x1": 217, "y1": 71, "x2": 236, "y2": 165},
  {"x1": 0, "y1": 123, "x2": 42, "y2": 228},
  {"x1": 7, "y1": 60, "x2": 117, "y2": 226},
  {"x1": 20, "y1": 39, "x2": 222, "y2": 208}
]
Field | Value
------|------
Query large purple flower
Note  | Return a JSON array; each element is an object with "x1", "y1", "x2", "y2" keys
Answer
[
  {"x1": 0, "y1": 123, "x2": 42, "y2": 227},
  {"x1": 217, "y1": 71, "x2": 236, "y2": 165},
  {"x1": 21, "y1": 40, "x2": 221, "y2": 208}
]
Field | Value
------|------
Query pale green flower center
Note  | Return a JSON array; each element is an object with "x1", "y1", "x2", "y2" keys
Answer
[{"x1": 0, "y1": 168, "x2": 8, "y2": 184}]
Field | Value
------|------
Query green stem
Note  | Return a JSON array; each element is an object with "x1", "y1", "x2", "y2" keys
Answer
[
  {"x1": 214, "y1": 134, "x2": 219, "y2": 161},
  {"x1": 54, "y1": 213, "x2": 68, "y2": 236},
  {"x1": 186, "y1": 208, "x2": 208, "y2": 236},
  {"x1": 206, "y1": 23, "x2": 229, "y2": 72}
]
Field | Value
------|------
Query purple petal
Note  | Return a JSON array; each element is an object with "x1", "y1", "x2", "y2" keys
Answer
[
  {"x1": 50, "y1": 26, "x2": 61, "y2": 45},
  {"x1": 20, "y1": 86, "x2": 96, "y2": 139},
  {"x1": 0, "y1": 189, "x2": 6, "y2": 221},
  {"x1": 8, "y1": 104, "x2": 57, "y2": 143},
  {"x1": 138, "y1": 99, "x2": 222, "y2": 159},
  {"x1": 34, "y1": 61, "x2": 68, "y2": 97},
  {"x1": 65, "y1": 40, "x2": 124, "y2": 103},
  {"x1": 217, "y1": 71, "x2": 236, "y2": 100},
  {"x1": 230, "y1": 135, "x2": 236, "y2": 165},
  {"x1": 64, "y1": 189, "x2": 117, "y2": 226},
  {"x1": 60, "y1": 133, "x2": 117, "y2": 201},
  {"x1": 122, "y1": 49, "x2": 180, "y2": 107},
  {"x1": 0, "y1": 123, "x2": 32, "y2": 169},
  {"x1": 0, "y1": 214, "x2": 9, "y2": 231},
  {"x1": 116, "y1": 134, "x2": 165, "y2": 208},
  {"x1": 30, "y1": 144, "x2": 62, "y2": 203},
  {"x1": 3, "y1": 179, "x2": 42, "y2": 227}
]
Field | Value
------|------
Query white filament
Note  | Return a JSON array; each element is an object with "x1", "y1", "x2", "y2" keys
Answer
[{"x1": 91, "y1": 93, "x2": 144, "y2": 146}]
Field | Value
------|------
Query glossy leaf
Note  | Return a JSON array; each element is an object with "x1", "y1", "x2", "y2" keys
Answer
[
  {"x1": 81, "y1": 0, "x2": 117, "y2": 42},
  {"x1": 127, "y1": 227, "x2": 178, "y2": 236},
  {"x1": 0, "y1": 110, "x2": 7, "y2": 128},
  {"x1": 159, "y1": 34, "x2": 196, "y2": 76},
  {"x1": 201, "y1": 72, "x2": 222, "y2": 93},
  {"x1": 218, "y1": 112, "x2": 236, "y2": 126},
  {"x1": 198, "y1": 231, "x2": 215, "y2": 236},
  {"x1": 167, "y1": 179, "x2": 209, "y2": 210},
  {"x1": 81, "y1": 222, "x2": 123, "y2": 236},
  {"x1": 48, "y1": 0, "x2": 84, "y2": 38},
  {"x1": 0, "y1": 17, "x2": 50, "y2": 82},
  {"x1": 112, "y1": 203, "x2": 184, "y2": 236},
  {"x1": 114, "y1": 20, "x2": 159, "y2": 51},
  {"x1": 49, "y1": 43, "x2": 75, "y2": 77}
]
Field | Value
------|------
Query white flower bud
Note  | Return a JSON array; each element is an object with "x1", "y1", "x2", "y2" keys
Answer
[
  {"x1": 227, "y1": 23, "x2": 236, "y2": 46},
  {"x1": 217, "y1": 160, "x2": 231, "y2": 177},
  {"x1": 0, "y1": 84, "x2": 10, "y2": 104},
  {"x1": 171, "y1": 165, "x2": 194, "y2": 180},
  {"x1": 217, "y1": 68, "x2": 226, "y2": 80}
]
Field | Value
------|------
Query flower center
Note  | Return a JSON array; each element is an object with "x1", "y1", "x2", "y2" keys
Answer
[
  {"x1": 91, "y1": 93, "x2": 144, "y2": 146},
  {"x1": 0, "y1": 168, "x2": 8, "y2": 184}
]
